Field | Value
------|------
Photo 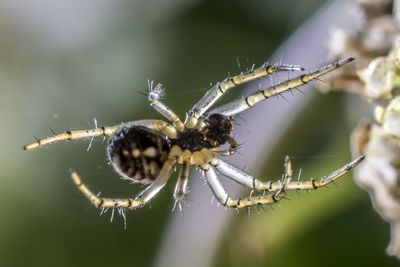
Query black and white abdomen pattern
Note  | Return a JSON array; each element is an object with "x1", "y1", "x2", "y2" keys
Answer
[{"x1": 107, "y1": 125, "x2": 171, "y2": 183}]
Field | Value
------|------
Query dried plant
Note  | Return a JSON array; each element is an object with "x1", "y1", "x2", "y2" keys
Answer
[{"x1": 323, "y1": 0, "x2": 400, "y2": 258}]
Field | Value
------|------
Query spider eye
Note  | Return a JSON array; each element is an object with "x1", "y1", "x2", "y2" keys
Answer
[{"x1": 107, "y1": 126, "x2": 170, "y2": 184}]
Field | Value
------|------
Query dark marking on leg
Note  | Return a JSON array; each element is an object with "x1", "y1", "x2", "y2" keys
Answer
[
  {"x1": 66, "y1": 131, "x2": 72, "y2": 140},
  {"x1": 230, "y1": 78, "x2": 238, "y2": 86},
  {"x1": 217, "y1": 84, "x2": 224, "y2": 94},
  {"x1": 311, "y1": 179, "x2": 317, "y2": 189},
  {"x1": 236, "y1": 198, "x2": 241, "y2": 207},
  {"x1": 245, "y1": 97, "x2": 251, "y2": 108},
  {"x1": 224, "y1": 196, "x2": 229, "y2": 206},
  {"x1": 261, "y1": 90, "x2": 270, "y2": 99}
]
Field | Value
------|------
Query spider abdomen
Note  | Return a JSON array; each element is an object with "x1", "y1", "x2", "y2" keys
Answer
[{"x1": 107, "y1": 125, "x2": 171, "y2": 183}]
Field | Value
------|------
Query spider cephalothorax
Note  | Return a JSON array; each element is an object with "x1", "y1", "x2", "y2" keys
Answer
[
  {"x1": 24, "y1": 57, "x2": 365, "y2": 216},
  {"x1": 170, "y1": 113, "x2": 233, "y2": 152}
]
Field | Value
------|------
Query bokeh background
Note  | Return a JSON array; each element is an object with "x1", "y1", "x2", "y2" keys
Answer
[{"x1": 1, "y1": 0, "x2": 398, "y2": 266}]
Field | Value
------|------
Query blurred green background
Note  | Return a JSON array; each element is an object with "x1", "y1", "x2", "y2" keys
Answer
[{"x1": 1, "y1": 0, "x2": 397, "y2": 266}]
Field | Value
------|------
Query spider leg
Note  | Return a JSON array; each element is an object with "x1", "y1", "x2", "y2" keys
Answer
[
  {"x1": 70, "y1": 158, "x2": 177, "y2": 209},
  {"x1": 208, "y1": 57, "x2": 354, "y2": 116},
  {"x1": 184, "y1": 63, "x2": 304, "y2": 128},
  {"x1": 24, "y1": 125, "x2": 120, "y2": 150},
  {"x1": 23, "y1": 119, "x2": 178, "y2": 150},
  {"x1": 203, "y1": 157, "x2": 292, "y2": 208},
  {"x1": 148, "y1": 83, "x2": 185, "y2": 132},
  {"x1": 173, "y1": 160, "x2": 190, "y2": 201},
  {"x1": 213, "y1": 155, "x2": 365, "y2": 192}
]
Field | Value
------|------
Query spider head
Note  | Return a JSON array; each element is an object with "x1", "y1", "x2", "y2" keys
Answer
[{"x1": 202, "y1": 113, "x2": 234, "y2": 147}]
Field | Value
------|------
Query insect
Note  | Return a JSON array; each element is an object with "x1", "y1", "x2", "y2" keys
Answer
[{"x1": 24, "y1": 57, "x2": 364, "y2": 214}]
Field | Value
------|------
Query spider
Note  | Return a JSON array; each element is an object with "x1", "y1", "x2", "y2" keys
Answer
[{"x1": 24, "y1": 57, "x2": 364, "y2": 213}]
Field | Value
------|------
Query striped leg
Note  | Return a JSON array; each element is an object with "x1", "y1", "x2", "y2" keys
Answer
[
  {"x1": 148, "y1": 82, "x2": 185, "y2": 132},
  {"x1": 213, "y1": 155, "x2": 365, "y2": 192},
  {"x1": 24, "y1": 125, "x2": 120, "y2": 150},
  {"x1": 70, "y1": 158, "x2": 177, "y2": 210},
  {"x1": 208, "y1": 57, "x2": 354, "y2": 116},
  {"x1": 23, "y1": 119, "x2": 178, "y2": 150},
  {"x1": 173, "y1": 160, "x2": 190, "y2": 201},
  {"x1": 184, "y1": 63, "x2": 304, "y2": 128},
  {"x1": 204, "y1": 156, "x2": 292, "y2": 208}
]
